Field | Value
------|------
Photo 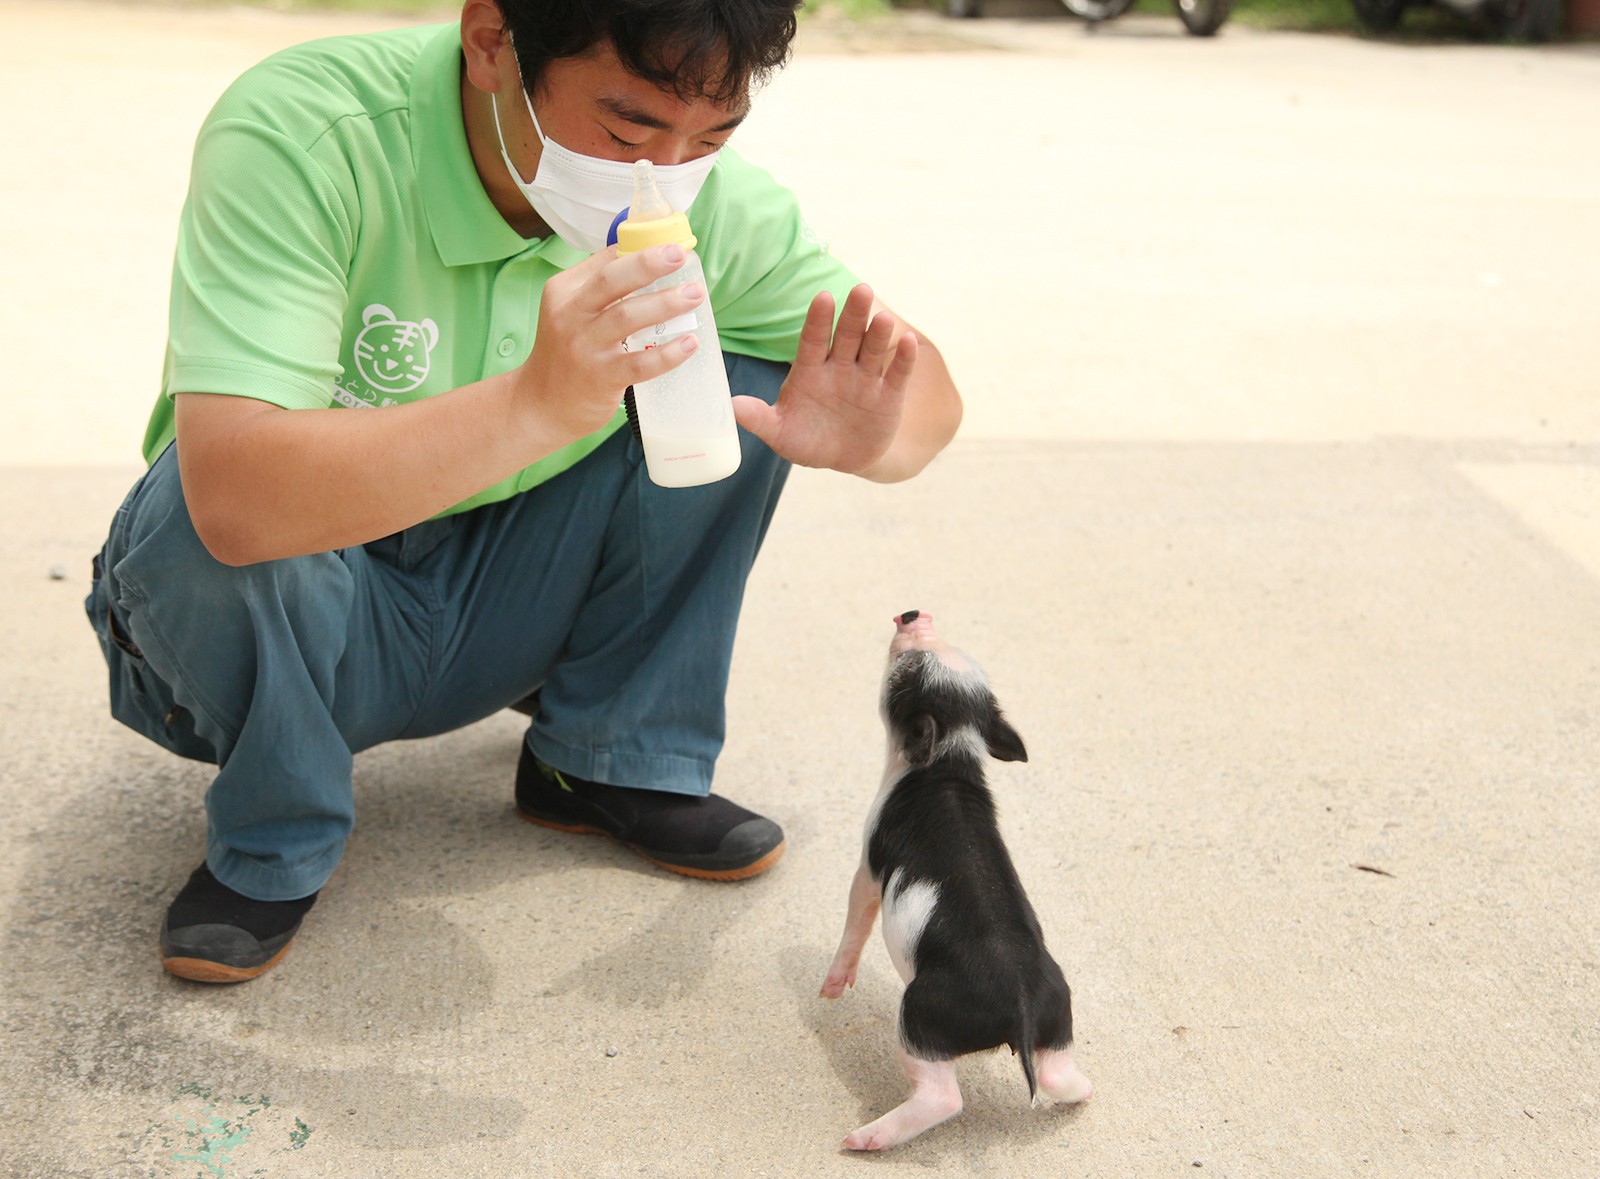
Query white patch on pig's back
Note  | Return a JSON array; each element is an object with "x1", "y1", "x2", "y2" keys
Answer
[{"x1": 881, "y1": 872, "x2": 939, "y2": 984}]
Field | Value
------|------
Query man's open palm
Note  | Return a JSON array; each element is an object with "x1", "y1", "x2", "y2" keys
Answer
[{"x1": 732, "y1": 284, "x2": 918, "y2": 476}]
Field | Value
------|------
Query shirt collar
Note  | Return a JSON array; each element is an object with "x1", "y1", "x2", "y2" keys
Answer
[{"x1": 410, "y1": 24, "x2": 588, "y2": 270}]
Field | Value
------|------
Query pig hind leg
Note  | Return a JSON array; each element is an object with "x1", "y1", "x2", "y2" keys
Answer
[
  {"x1": 1029, "y1": 977, "x2": 1091, "y2": 1104},
  {"x1": 843, "y1": 1049, "x2": 962, "y2": 1152},
  {"x1": 842, "y1": 969, "x2": 1011, "y2": 1150}
]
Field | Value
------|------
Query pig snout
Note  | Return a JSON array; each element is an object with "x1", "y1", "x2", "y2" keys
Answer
[{"x1": 891, "y1": 610, "x2": 938, "y2": 653}]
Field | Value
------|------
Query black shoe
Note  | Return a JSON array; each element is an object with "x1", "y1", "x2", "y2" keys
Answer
[
  {"x1": 160, "y1": 864, "x2": 318, "y2": 983},
  {"x1": 515, "y1": 747, "x2": 785, "y2": 881}
]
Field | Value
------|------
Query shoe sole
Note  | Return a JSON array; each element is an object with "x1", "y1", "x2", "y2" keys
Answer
[
  {"x1": 161, "y1": 942, "x2": 293, "y2": 984},
  {"x1": 519, "y1": 812, "x2": 785, "y2": 881}
]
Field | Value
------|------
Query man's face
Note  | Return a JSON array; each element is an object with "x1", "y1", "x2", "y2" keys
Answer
[{"x1": 525, "y1": 43, "x2": 750, "y2": 168}]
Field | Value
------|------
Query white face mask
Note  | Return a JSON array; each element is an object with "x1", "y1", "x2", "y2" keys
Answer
[{"x1": 491, "y1": 80, "x2": 720, "y2": 254}]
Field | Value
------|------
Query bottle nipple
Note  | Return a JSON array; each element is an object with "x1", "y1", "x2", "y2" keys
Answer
[
  {"x1": 615, "y1": 159, "x2": 696, "y2": 255},
  {"x1": 630, "y1": 160, "x2": 675, "y2": 221}
]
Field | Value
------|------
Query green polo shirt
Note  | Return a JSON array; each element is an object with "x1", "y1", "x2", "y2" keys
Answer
[{"x1": 146, "y1": 22, "x2": 860, "y2": 515}]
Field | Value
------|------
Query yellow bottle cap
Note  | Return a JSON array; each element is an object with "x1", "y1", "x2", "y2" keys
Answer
[{"x1": 615, "y1": 211, "x2": 696, "y2": 255}]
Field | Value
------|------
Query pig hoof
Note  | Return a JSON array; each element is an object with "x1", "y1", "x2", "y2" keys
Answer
[
  {"x1": 843, "y1": 1086, "x2": 962, "y2": 1152},
  {"x1": 819, "y1": 971, "x2": 854, "y2": 999},
  {"x1": 1037, "y1": 1056, "x2": 1093, "y2": 1105}
]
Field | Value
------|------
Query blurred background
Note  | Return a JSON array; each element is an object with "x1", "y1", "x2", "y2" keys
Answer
[{"x1": 8, "y1": 0, "x2": 1596, "y2": 465}]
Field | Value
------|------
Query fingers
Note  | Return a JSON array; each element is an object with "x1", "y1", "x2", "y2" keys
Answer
[
  {"x1": 604, "y1": 278, "x2": 706, "y2": 349},
  {"x1": 815, "y1": 284, "x2": 905, "y2": 380},
  {"x1": 621, "y1": 330, "x2": 701, "y2": 385},
  {"x1": 828, "y1": 284, "x2": 876, "y2": 366},
  {"x1": 731, "y1": 393, "x2": 779, "y2": 444},
  {"x1": 858, "y1": 305, "x2": 900, "y2": 378},
  {"x1": 571, "y1": 243, "x2": 690, "y2": 315},
  {"x1": 794, "y1": 291, "x2": 835, "y2": 371},
  {"x1": 883, "y1": 329, "x2": 919, "y2": 395},
  {"x1": 559, "y1": 243, "x2": 708, "y2": 353}
]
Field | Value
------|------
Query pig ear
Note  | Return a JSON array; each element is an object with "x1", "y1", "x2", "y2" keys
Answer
[
  {"x1": 984, "y1": 711, "x2": 1028, "y2": 763},
  {"x1": 905, "y1": 715, "x2": 940, "y2": 768}
]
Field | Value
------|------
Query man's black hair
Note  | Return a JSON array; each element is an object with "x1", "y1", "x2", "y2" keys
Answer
[{"x1": 498, "y1": 0, "x2": 803, "y2": 107}]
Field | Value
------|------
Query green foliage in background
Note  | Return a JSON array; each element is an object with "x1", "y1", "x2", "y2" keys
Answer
[
  {"x1": 123, "y1": 0, "x2": 896, "y2": 18},
  {"x1": 815, "y1": 0, "x2": 898, "y2": 18},
  {"x1": 114, "y1": 0, "x2": 455, "y2": 11}
]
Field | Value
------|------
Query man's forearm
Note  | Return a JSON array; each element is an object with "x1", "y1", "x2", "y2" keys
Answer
[
  {"x1": 857, "y1": 333, "x2": 963, "y2": 484},
  {"x1": 172, "y1": 240, "x2": 712, "y2": 566},
  {"x1": 175, "y1": 376, "x2": 595, "y2": 566}
]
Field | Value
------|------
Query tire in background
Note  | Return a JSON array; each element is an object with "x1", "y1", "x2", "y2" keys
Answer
[
  {"x1": 1176, "y1": 0, "x2": 1234, "y2": 34},
  {"x1": 1494, "y1": 0, "x2": 1561, "y2": 39},
  {"x1": 1351, "y1": 0, "x2": 1408, "y2": 31},
  {"x1": 1060, "y1": 0, "x2": 1140, "y2": 22}
]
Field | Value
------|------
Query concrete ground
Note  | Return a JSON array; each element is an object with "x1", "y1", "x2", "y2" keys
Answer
[{"x1": 3, "y1": 1, "x2": 1599, "y2": 1175}]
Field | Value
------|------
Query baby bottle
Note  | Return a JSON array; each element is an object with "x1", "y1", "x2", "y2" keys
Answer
[{"x1": 615, "y1": 159, "x2": 742, "y2": 488}]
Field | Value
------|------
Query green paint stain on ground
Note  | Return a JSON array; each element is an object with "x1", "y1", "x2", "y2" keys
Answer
[{"x1": 137, "y1": 1084, "x2": 313, "y2": 1178}]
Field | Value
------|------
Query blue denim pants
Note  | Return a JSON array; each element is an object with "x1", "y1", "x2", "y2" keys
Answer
[{"x1": 85, "y1": 355, "x2": 791, "y2": 901}]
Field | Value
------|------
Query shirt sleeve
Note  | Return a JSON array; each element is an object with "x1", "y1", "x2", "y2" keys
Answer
[
  {"x1": 694, "y1": 150, "x2": 861, "y2": 364},
  {"x1": 163, "y1": 116, "x2": 356, "y2": 409}
]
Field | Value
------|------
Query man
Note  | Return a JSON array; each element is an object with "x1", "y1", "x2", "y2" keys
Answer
[{"x1": 85, "y1": 0, "x2": 961, "y2": 984}]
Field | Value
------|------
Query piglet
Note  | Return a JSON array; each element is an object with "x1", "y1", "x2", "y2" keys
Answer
[{"x1": 820, "y1": 610, "x2": 1092, "y2": 1151}]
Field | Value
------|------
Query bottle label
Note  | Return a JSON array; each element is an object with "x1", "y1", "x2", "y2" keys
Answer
[{"x1": 625, "y1": 311, "x2": 699, "y2": 352}]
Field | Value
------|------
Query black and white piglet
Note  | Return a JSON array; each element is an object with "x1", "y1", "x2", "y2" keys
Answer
[{"x1": 820, "y1": 610, "x2": 1091, "y2": 1151}]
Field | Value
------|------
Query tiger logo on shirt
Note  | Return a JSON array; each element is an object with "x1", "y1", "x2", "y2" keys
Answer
[{"x1": 352, "y1": 304, "x2": 439, "y2": 396}]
